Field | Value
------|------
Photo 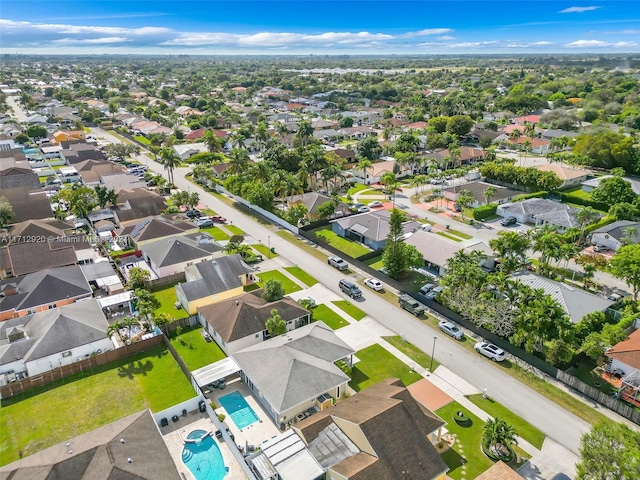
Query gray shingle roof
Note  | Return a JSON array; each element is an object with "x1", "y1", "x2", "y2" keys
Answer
[
  {"x1": 592, "y1": 220, "x2": 640, "y2": 242},
  {"x1": 510, "y1": 270, "x2": 614, "y2": 323},
  {"x1": 333, "y1": 210, "x2": 420, "y2": 242},
  {"x1": 142, "y1": 234, "x2": 222, "y2": 268},
  {"x1": 232, "y1": 322, "x2": 354, "y2": 412},
  {"x1": 177, "y1": 254, "x2": 254, "y2": 302}
]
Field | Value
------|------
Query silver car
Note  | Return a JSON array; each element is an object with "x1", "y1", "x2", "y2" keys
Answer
[
  {"x1": 474, "y1": 342, "x2": 506, "y2": 362},
  {"x1": 438, "y1": 320, "x2": 464, "y2": 340}
]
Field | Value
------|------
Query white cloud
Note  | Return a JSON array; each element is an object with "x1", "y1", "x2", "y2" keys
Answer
[
  {"x1": 565, "y1": 39, "x2": 638, "y2": 48},
  {"x1": 163, "y1": 31, "x2": 395, "y2": 47},
  {"x1": 52, "y1": 37, "x2": 129, "y2": 45},
  {"x1": 437, "y1": 36, "x2": 456, "y2": 40},
  {"x1": 402, "y1": 28, "x2": 454, "y2": 38},
  {"x1": 559, "y1": 6, "x2": 601, "y2": 13},
  {"x1": 0, "y1": 19, "x2": 171, "y2": 36}
]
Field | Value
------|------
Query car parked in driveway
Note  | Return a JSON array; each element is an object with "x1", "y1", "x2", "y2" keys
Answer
[
  {"x1": 438, "y1": 320, "x2": 464, "y2": 340},
  {"x1": 328, "y1": 256, "x2": 349, "y2": 270},
  {"x1": 474, "y1": 342, "x2": 506, "y2": 362},
  {"x1": 425, "y1": 285, "x2": 444, "y2": 300},
  {"x1": 419, "y1": 283, "x2": 436, "y2": 295},
  {"x1": 195, "y1": 217, "x2": 213, "y2": 228},
  {"x1": 501, "y1": 216, "x2": 517, "y2": 227},
  {"x1": 593, "y1": 244, "x2": 609, "y2": 252},
  {"x1": 211, "y1": 215, "x2": 227, "y2": 223},
  {"x1": 364, "y1": 278, "x2": 383, "y2": 291},
  {"x1": 185, "y1": 209, "x2": 202, "y2": 218},
  {"x1": 368, "y1": 201, "x2": 383, "y2": 208},
  {"x1": 358, "y1": 206, "x2": 371, "y2": 213}
]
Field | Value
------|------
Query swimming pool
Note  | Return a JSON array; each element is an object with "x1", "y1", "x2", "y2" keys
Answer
[
  {"x1": 181, "y1": 429, "x2": 228, "y2": 480},
  {"x1": 218, "y1": 391, "x2": 259, "y2": 429}
]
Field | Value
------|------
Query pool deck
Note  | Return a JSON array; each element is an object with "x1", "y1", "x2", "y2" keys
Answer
[
  {"x1": 162, "y1": 415, "x2": 247, "y2": 480},
  {"x1": 209, "y1": 379, "x2": 281, "y2": 455}
]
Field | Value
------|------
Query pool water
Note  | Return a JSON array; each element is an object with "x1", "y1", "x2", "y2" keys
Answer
[
  {"x1": 181, "y1": 429, "x2": 228, "y2": 480},
  {"x1": 218, "y1": 391, "x2": 259, "y2": 429}
]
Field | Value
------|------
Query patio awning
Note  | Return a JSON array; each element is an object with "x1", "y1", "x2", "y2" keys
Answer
[
  {"x1": 192, "y1": 357, "x2": 241, "y2": 387},
  {"x1": 98, "y1": 291, "x2": 132, "y2": 309},
  {"x1": 261, "y1": 430, "x2": 324, "y2": 480}
]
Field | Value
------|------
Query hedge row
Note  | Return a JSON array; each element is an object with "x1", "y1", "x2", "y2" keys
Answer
[
  {"x1": 473, "y1": 204, "x2": 498, "y2": 220},
  {"x1": 584, "y1": 215, "x2": 616, "y2": 234},
  {"x1": 511, "y1": 191, "x2": 548, "y2": 202},
  {"x1": 558, "y1": 192, "x2": 610, "y2": 211}
]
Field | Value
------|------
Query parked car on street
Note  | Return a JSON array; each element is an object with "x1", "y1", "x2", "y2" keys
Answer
[
  {"x1": 399, "y1": 294, "x2": 425, "y2": 316},
  {"x1": 328, "y1": 256, "x2": 349, "y2": 270},
  {"x1": 438, "y1": 320, "x2": 464, "y2": 340},
  {"x1": 339, "y1": 279, "x2": 362, "y2": 299},
  {"x1": 364, "y1": 278, "x2": 383, "y2": 291},
  {"x1": 211, "y1": 215, "x2": 227, "y2": 223},
  {"x1": 474, "y1": 342, "x2": 506, "y2": 362},
  {"x1": 185, "y1": 209, "x2": 202, "y2": 218}
]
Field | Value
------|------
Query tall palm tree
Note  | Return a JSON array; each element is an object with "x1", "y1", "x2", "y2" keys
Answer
[
  {"x1": 203, "y1": 130, "x2": 223, "y2": 153},
  {"x1": 448, "y1": 145, "x2": 462, "y2": 169},
  {"x1": 483, "y1": 417, "x2": 517, "y2": 454},
  {"x1": 295, "y1": 120, "x2": 313, "y2": 148},
  {"x1": 357, "y1": 159, "x2": 373, "y2": 185},
  {"x1": 577, "y1": 207, "x2": 600, "y2": 242},
  {"x1": 483, "y1": 186, "x2": 497, "y2": 205},
  {"x1": 227, "y1": 148, "x2": 250, "y2": 175},
  {"x1": 159, "y1": 148, "x2": 180, "y2": 185},
  {"x1": 254, "y1": 122, "x2": 269, "y2": 154}
]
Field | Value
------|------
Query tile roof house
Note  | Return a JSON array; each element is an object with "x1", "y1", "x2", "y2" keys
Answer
[
  {"x1": 232, "y1": 321, "x2": 354, "y2": 427},
  {"x1": 0, "y1": 410, "x2": 181, "y2": 480},
  {"x1": 176, "y1": 254, "x2": 256, "y2": 314},
  {"x1": 591, "y1": 220, "x2": 640, "y2": 251},
  {"x1": 582, "y1": 175, "x2": 640, "y2": 195},
  {"x1": 52, "y1": 130, "x2": 85, "y2": 144},
  {"x1": 198, "y1": 289, "x2": 310, "y2": 354},
  {"x1": 112, "y1": 188, "x2": 168, "y2": 223},
  {"x1": 0, "y1": 265, "x2": 92, "y2": 321},
  {"x1": 0, "y1": 157, "x2": 41, "y2": 190},
  {"x1": 510, "y1": 270, "x2": 615, "y2": 323},
  {"x1": 0, "y1": 299, "x2": 112, "y2": 378},
  {"x1": 293, "y1": 378, "x2": 448, "y2": 480},
  {"x1": 497, "y1": 198, "x2": 586, "y2": 232},
  {"x1": 332, "y1": 209, "x2": 421, "y2": 251},
  {"x1": 442, "y1": 181, "x2": 519, "y2": 207},
  {"x1": 74, "y1": 159, "x2": 126, "y2": 185},
  {"x1": 141, "y1": 232, "x2": 224, "y2": 278},
  {"x1": 118, "y1": 215, "x2": 196, "y2": 248},
  {"x1": 535, "y1": 164, "x2": 589, "y2": 188},
  {"x1": 606, "y1": 329, "x2": 640, "y2": 378},
  {"x1": 1, "y1": 187, "x2": 53, "y2": 225}
]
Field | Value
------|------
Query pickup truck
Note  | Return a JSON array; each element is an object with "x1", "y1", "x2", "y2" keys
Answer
[{"x1": 399, "y1": 294, "x2": 425, "y2": 316}]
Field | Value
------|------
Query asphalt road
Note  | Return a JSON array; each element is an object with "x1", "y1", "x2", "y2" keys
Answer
[{"x1": 88, "y1": 127, "x2": 598, "y2": 453}]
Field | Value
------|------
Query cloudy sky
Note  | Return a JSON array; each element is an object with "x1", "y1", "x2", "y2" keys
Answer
[{"x1": 1, "y1": 1, "x2": 639, "y2": 54}]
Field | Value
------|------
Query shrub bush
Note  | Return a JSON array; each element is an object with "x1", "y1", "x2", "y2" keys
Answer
[
  {"x1": 584, "y1": 215, "x2": 616, "y2": 234},
  {"x1": 473, "y1": 204, "x2": 497, "y2": 220},
  {"x1": 558, "y1": 192, "x2": 609, "y2": 211},
  {"x1": 511, "y1": 191, "x2": 548, "y2": 202}
]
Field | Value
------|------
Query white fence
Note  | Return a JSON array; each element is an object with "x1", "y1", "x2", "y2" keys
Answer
[{"x1": 152, "y1": 395, "x2": 204, "y2": 425}]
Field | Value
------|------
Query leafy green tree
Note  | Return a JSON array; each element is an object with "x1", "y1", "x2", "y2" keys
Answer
[
  {"x1": 573, "y1": 131, "x2": 638, "y2": 172},
  {"x1": 262, "y1": 278, "x2": 285, "y2": 302},
  {"x1": 128, "y1": 267, "x2": 150, "y2": 290},
  {"x1": 610, "y1": 244, "x2": 640, "y2": 300},
  {"x1": 581, "y1": 324, "x2": 628, "y2": 360},
  {"x1": 339, "y1": 116, "x2": 354, "y2": 128},
  {"x1": 576, "y1": 420, "x2": 640, "y2": 480},
  {"x1": 316, "y1": 201, "x2": 336, "y2": 220},
  {"x1": 284, "y1": 203, "x2": 308, "y2": 226},
  {"x1": 15, "y1": 133, "x2": 29, "y2": 145},
  {"x1": 356, "y1": 136, "x2": 382, "y2": 161},
  {"x1": 592, "y1": 176, "x2": 637, "y2": 206},
  {"x1": 357, "y1": 158, "x2": 373, "y2": 185},
  {"x1": 265, "y1": 309, "x2": 287, "y2": 337},
  {"x1": 428, "y1": 116, "x2": 449, "y2": 133},
  {"x1": 0, "y1": 196, "x2": 14, "y2": 227},
  {"x1": 446, "y1": 115, "x2": 474, "y2": 138},
  {"x1": 609, "y1": 202, "x2": 640, "y2": 221},
  {"x1": 26, "y1": 124, "x2": 47, "y2": 139},
  {"x1": 489, "y1": 231, "x2": 531, "y2": 273},
  {"x1": 58, "y1": 184, "x2": 97, "y2": 218},
  {"x1": 94, "y1": 185, "x2": 117, "y2": 209}
]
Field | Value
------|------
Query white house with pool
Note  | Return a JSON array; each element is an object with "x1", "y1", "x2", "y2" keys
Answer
[{"x1": 229, "y1": 322, "x2": 355, "y2": 429}]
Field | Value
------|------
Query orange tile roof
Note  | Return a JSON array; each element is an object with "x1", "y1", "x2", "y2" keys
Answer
[{"x1": 607, "y1": 329, "x2": 640, "y2": 371}]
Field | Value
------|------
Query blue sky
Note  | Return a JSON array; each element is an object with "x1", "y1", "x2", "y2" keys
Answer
[{"x1": 1, "y1": 1, "x2": 639, "y2": 54}]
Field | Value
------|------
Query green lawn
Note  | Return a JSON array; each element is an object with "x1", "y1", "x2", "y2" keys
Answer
[
  {"x1": 349, "y1": 344, "x2": 423, "y2": 392},
  {"x1": 200, "y1": 226, "x2": 230, "y2": 241},
  {"x1": 437, "y1": 231, "x2": 463, "y2": 242},
  {"x1": 562, "y1": 186, "x2": 594, "y2": 201},
  {"x1": 276, "y1": 231, "x2": 328, "y2": 262},
  {"x1": 225, "y1": 224, "x2": 245, "y2": 236},
  {"x1": 332, "y1": 300, "x2": 367, "y2": 320},
  {"x1": 134, "y1": 135, "x2": 151, "y2": 145},
  {"x1": 435, "y1": 401, "x2": 495, "y2": 480},
  {"x1": 253, "y1": 243, "x2": 278, "y2": 258},
  {"x1": 466, "y1": 394, "x2": 546, "y2": 449},
  {"x1": 313, "y1": 304, "x2": 350, "y2": 330},
  {"x1": 151, "y1": 284, "x2": 188, "y2": 320},
  {"x1": 447, "y1": 229, "x2": 473, "y2": 240},
  {"x1": 284, "y1": 266, "x2": 318, "y2": 286},
  {"x1": 363, "y1": 254, "x2": 384, "y2": 270},
  {"x1": 310, "y1": 226, "x2": 372, "y2": 258},
  {"x1": 567, "y1": 359, "x2": 616, "y2": 396},
  {"x1": 0, "y1": 346, "x2": 193, "y2": 466},
  {"x1": 383, "y1": 336, "x2": 439, "y2": 371},
  {"x1": 346, "y1": 183, "x2": 372, "y2": 195},
  {"x1": 258, "y1": 269, "x2": 302, "y2": 294},
  {"x1": 169, "y1": 326, "x2": 227, "y2": 371}
]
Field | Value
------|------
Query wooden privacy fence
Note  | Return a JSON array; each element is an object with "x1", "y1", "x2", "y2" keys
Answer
[
  {"x1": 555, "y1": 370, "x2": 640, "y2": 425},
  {"x1": 0, "y1": 335, "x2": 164, "y2": 399}
]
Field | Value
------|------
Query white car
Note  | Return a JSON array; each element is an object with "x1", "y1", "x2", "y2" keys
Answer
[
  {"x1": 438, "y1": 320, "x2": 464, "y2": 340},
  {"x1": 474, "y1": 342, "x2": 506, "y2": 362},
  {"x1": 364, "y1": 278, "x2": 383, "y2": 291},
  {"x1": 358, "y1": 206, "x2": 371, "y2": 213},
  {"x1": 368, "y1": 201, "x2": 383, "y2": 208},
  {"x1": 593, "y1": 245, "x2": 609, "y2": 252}
]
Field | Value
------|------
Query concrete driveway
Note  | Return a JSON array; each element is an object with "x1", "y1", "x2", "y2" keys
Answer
[{"x1": 517, "y1": 438, "x2": 578, "y2": 480}]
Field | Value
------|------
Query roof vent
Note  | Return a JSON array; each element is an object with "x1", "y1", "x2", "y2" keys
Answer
[
  {"x1": 68, "y1": 450, "x2": 73, "y2": 454},
  {"x1": 236, "y1": 300, "x2": 239, "y2": 305},
  {"x1": 120, "y1": 438, "x2": 125, "y2": 444},
  {"x1": 127, "y1": 458, "x2": 133, "y2": 463}
]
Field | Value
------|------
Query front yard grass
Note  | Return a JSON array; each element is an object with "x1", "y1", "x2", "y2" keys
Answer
[
  {"x1": 363, "y1": 254, "x2": 384, "y2": 270},
  {"x1": 0, "y1": 345, "x2": 193, "y2": 466},
  {"x1": 309, "y1": 225, "x2": 371, "y2": 258},
  {"x1": 466, "y1": 394, "x2": 545, "y2": 449},
  {"x1": 313, "y1": 304, "x2": 349, "y2": 330},
  {"x1": 383, "y1": 336, "x2": 439, "y2": 371},
  {"x1": 349, "y1": 344, "x2": 423, "y2": 392},
  {"x1": 225, "y1": 224, "x2": 245, "y2": 236},
  {"x1": 276, "y1": 231, "x2": 328, "y2": 262},
  {"x1": 200, "y1": 226, "x2": 230, "y2": 241},
  {"x1": 437, "y1": 231, "x2": 463, "y2": 242},
  {"x1": 253, "y1": 243, "x2": 278, "y2": 258},
  {"x1": 332, "y1": 300, "x2": 366, "y2": 320},
  {"x1": 284, "y1": 266, "x2": 318, "y2": 286},
  {"x1": 447, "y1": 228, "x2": 473, "y2": 240},
  {"x1": 346, "y1": 183, "x2": 371, "y2": 195},
  {"x1": 258, "y1": 269, "x2": 302, "y2": 294},
  {"x1": 133, "y1": 135, "x2": 151, "y2": 145},
  {"x1": 169, "y1": 326, "x2": 227, "y2": 371},
  {"x1": 151, "y1": 283, "x2": 188, "y2": 320}
]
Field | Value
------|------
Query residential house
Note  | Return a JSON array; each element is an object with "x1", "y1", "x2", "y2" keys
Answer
[
  {"x1": 198, "y1": 289, "x2": 310, "y2": 354},
  {"x1": 175, "y1": 106, "x2": 202, "y2": 117},
  {"x1": 0, "y1": 157, "x2": 41, "y2": 190},
  {"x1": 327, "y1": 147, "x2": 356, "y2": 165},
  {"x1": 0, "y1": 410, "x2": 182, "y2": 480},
  {"x1": 2, "y1": 187, "x2": 53, "y2": 224},
  {"x1": 41, "y1": 145, "x2": 64, "y2": 159},
  {"x1": 482, "y1": 111, "x2": 515, "y2": 122},
  {"x1": 338, "y1": 126, "x2": 376, "y2": 140},
  {"x1": 232, "y1": 321, "x2": 354, "y2": 427},
  {"x1": 100, "y1": 172, "x2": 147, "y2": 190},
  {"x1": 285, "y1": 192, "x2": 350, "y2": 219},
  {"x1": 510, "y1": 270, "x2": 615, "y2": 323},
  {"x1": 26, "y1": 114, "x2": 48, "y2": 124},
  {"x1": 513, "y1": 115, "x2": 542, "y2": 125},
  {"x1": 118, "y1": 215, "x2": 198, "y2": 249},
  {"x1": 540, "y1": 129, "x2": 580, "y2": 142},
  {"x1": 176, "y1": 254, "x2": 256, "y2": 314},
  {"x1": 173, "y1": 143, "x2": 208, "y2": 161},
  {"x1": 582, "y1": 175, "x2": 640, "y2": 195},
  {"x1": 442, "y1": 181, "x2": 519, "y2": 207},
  {"x1": 62, "y1": 141, "x2": 107, "y2": 164},
  {"x1": 332, "y1": 209, "x2": 421, "y2": 251},
  {"x1": 352, "y1": 159, "x2": 410, "y2": 185},
  {"x1": 606, "y1": 329, "x2": 640, "y2": 379},
  {"x1": 52, "y1": 130, "x2": 85, "y2": 144},
  {"x1": 475, "y1": 461, "x2": 525, "y2": 480},
  {"x1": 406, "y1": 231, "x2": 495, "y2": 276},
  {"x1": 293, "y1": 378, "x2": 449, "y2": 480},
  {"x1": 0, "y1": 265, "x2": 92, "y2": 321},
  {"x1": 507, "y1": 136, "x2": 551, "y2": 154},
  {"x1": 497, "y1": 198, "x2": 587, "y2": 232},
  {"x1": 0, "y1": 300, "x2": 112, "y2": 378},
  {"x1": 74, "y1": 159, "x2": 127, "y2": 185},
  {"x1": 591, "y1": 221, "x2": 640, "y2": 251},
  {"x1": 112, "y1": 189, "x2": 169, "y2": 223},
  {"x1": 142, "y1": 232, "x2": 224, "y2": 278},
  {"x1": 535, "y1": 164, "x2": 589, "y2": 188}
]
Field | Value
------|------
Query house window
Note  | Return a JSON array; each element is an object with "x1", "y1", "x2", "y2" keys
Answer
[
  {"x1": 27, "y1": 309, "x2": 36, "y2": 315},
  {"x1": 62, "y1": 351, "x2": 72, "y2": 358}
]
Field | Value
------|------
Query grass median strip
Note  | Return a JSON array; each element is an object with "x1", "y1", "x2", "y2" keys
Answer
[
  {"x1": 253, "y1": 243, "x2": 278, "y2": 258},
  {"x1": 309, "y1": 225, "x2": 372, "y2": 258},
  {"x1": 383, "y1": 335, "x2": 439, "y2": 371},
  {"x1": 276, "y1": 231, "x2": 328, "y2": 262},
  {"x1": 332, "y1": 300, "x2": 366, "y2": 320},
  {"x1": 284, "y1": 266, "x2": 318, "y2": 286}
]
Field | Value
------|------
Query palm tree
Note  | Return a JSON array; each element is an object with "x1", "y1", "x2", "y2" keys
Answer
[
  {"x1": 448, "y1": 145, "x2": 461, "y2": 168},
  {"x1": 107, "y1": 320, "x2": 125, "y2": 344},
  {"x1": 202, "y1": 130, "x2": 223, "y2": 153},
  {"x1": 357, "y1": 159, "x2": 373, "y2": 185},
  {"x1": 254, "y1": 122, "x2": 269, "y2": 155},
  {"x1": 483, "y1": 417, "x2": 517, "y2": 455},
  {"x1": 227, "y1": 148, "x2": 250, "y2": 175},
  {"x1": 295, "y1": 120, "x2": 313, "y2": 148},
  {"x1": 577, "y1": 207, "x2": 600, "y2": 242},
  {"x1": 159, "y1": 148, "x2": 180, "y2": 185},
  {"x1": 483, "y1": 186, "x2": 497, "y2": 205},
  {"x1": 621, "y1": 226, "x2": 639, "y2": 246}
]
